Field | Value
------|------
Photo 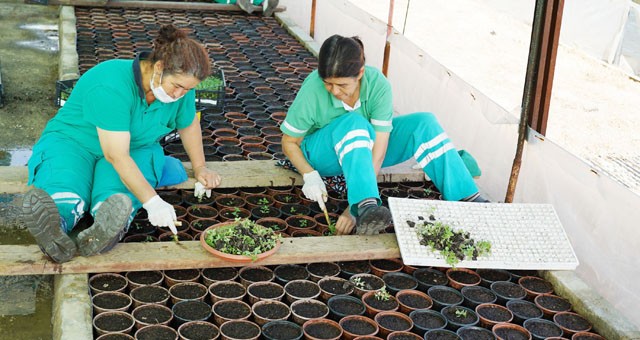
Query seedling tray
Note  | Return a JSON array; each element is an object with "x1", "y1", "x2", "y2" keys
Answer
[
  {"x1": 55, "y1": 78, "x2": 77, "y2": 107},
  {"x1": 388, "y1": 197, "x2": 579, "y2": 270},
  {"x1": 195, "y1": 68, "x2": 225, "y2": 108}
]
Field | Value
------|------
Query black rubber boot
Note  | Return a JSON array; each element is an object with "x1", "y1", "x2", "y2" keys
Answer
[
  {"x1": 22, "y1": 188, "x2": 77, "y2": 263},
  {"x1": 355, "y1": 204, "x2": 392, "y2": 235},
  {"x1": 76, "y1": 194, "x2": 131, "y2": 257}
]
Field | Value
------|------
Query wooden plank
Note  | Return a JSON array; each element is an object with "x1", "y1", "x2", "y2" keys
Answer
[
  {"x1": 0, "y1": 234, "x2": 400, "y2": 276},
  {"x1": 0, "y1": 160, "x2": 423, "y2": 194}
]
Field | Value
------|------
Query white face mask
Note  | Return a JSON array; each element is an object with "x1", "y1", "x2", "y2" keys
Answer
[{"x1": 150, "y1": 71, "x2": 183, "y2": 103}]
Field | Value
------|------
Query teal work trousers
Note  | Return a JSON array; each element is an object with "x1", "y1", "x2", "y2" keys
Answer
[
  {"x1": 301, "y1": 112, "x2": 478, "y2": 215},
  {"x1": 27, "y1": 134, "x2": 165, "y2": 232}
]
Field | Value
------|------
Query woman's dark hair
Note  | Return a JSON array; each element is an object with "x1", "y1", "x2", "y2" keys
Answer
[
  {"x1": 149, "y1": 24, "x2": 210, "y2": 80},
  {"x1": 318, "y1": 35, "x2": 365, "y2": 79}
]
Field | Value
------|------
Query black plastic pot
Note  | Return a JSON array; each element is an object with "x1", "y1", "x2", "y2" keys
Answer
[
  {"x1": 274, "y1": 264, "x2": 309, "y2": 285},
  {"x1": 441, "y1": 305, "x2": 479, "y2": 331},
  {"x1": 262, "y1": 320, "x2": 303, "y2": 340},
  {"x1": 172, "y1": 300, "x2": 212, "y2": 326},
  {"x1": 461, "y1": 285, "x2": 497, "y2": 310},
  {"x1": 409, "y1": 309, "x2": 447, "y2": 336},
  {"x1": 427, "y1": 285, "x2": 464, "y2": 311},
  {"x1": 327, "y1": 295, "x2": 366, "y2": 321},
  {"x1": 413, "y1": 267, "x2": 449, "y2": 291},
  {"x1": 382, "y1": 272, "x2": 419, "y2": 295}
]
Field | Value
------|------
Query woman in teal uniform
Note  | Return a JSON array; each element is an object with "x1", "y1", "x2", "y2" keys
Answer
[
  {"x1": 281, "y1": 34, "x2": 487, "y2": 236},
  {"x1": 23, "y1": 25, "x2": 221, "y2": 263}
]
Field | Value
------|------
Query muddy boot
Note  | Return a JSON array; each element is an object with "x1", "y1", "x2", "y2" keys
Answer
[
  {"x1": 236, "y1": 0, "x2": 254, "y2": 14},
  {"x1": 355, "y1": 203, "x2": 392, "y2": 235},
  {"x1": 76, "y1": 194, "x2": 132, "y2": 257},
  {"x1": 262, "y1": 0, "x2": 279, "y2": 16},
  {"x1": 22, "y1": 188, "x2": 77, "y2": 263}
]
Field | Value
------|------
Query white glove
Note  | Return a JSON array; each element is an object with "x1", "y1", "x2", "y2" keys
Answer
[
  {"x1": 194, "y1": 182, "x2": 211, "y2": 200},
  {"x1": 143, "y1": 195, "x2": 178, "y2": 233},
  {"x1": 302, "y1": 170, "x2": 327, "y2": 211}
]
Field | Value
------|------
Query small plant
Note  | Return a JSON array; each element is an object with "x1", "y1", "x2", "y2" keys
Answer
[
  {"x1": 204, "y1": 218, "x2": 281, "y2": 261},
  {"x1": 455, "y1": 308, "x2": 468, "y2": 318},
  {"x1": 374, "y1": 286, "x2": 391, "y2": 301},
  {"x1": 257, "y1": 197, "x2": 270, "y2": 205},
  {"x1": 326, "y1": 221, "x2": 336, "y2": 235},
  {"x1": 259, "y1": 205, "x2": 271, "y2": 214},
  {"x1": 298, "y1": 218, "x2": 308, "y2": 228},
  {"x1": 171, "y1": 234, "x2": 181, "y2": 244},
  {"x1": 231, "y1": 207, "x2": 242, "y2": 218},
  {"x1": 350, "y1": 277, "x2": 365, "y2": 289},
  {"x1": 289, "y1": 206, "x2": 297, "y2": 214},
  {"x1": 283, "y1": 195, "x2": 293, "y2": 203},
  {"x1": 144, "y1": 236, "x2": 155, "y2": 243}
]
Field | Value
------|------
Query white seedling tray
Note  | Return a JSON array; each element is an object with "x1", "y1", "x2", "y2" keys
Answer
[{"x1": 388, "y1": 197, "x2": 579, "y2": 270}]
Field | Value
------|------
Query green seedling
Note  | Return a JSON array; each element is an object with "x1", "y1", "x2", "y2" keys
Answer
[
  {"x1": 257, "y1": 197, "x2": 270, "y2": 205},
  {"x1": 374, "y1": 286, "x2": 391, "y2": 301},
  {"x1": 204, "y1": 218, "x2": 281, "y2": 261},
  {"x1": 455, "y1": 309, "x2": 468, "y2": 318},
  {"x1": 260, "y1": 205, "x2": 270, "y2": 214},
  {"x1": 350, "y1": 277, "x2": 365, "y2": 289},
  {"x1": 413, "y1": 215, "x2": 491, "y2": 267}
]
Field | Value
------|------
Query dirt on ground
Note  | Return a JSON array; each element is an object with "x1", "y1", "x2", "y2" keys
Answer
[
  {"x1": 0, "y1": 0, "x2": 61, "y2": 231},
  {"x1": 0, "y1": 0, "x2": 60, "y2": 150}
]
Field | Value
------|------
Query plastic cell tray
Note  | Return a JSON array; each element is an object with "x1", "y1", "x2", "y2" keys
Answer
[{"x1": 388, "y1": 197, "x2": 579, "y2": 270}]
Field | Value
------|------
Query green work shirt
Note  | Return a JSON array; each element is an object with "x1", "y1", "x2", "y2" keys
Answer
[
  {"x1": 281, "y1": 65, "x2": 393, "y2": 138},
  {"x1": 41, "y1": 54, "x2": 196, "y2": 157}
]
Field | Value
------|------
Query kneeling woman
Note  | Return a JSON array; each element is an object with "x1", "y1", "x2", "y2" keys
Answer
[
  {"x1": 281, "y1": 34, "x2": 486, "y2": 236},
  {"x1": 23, "y1": 25, "x2": 221, "y2": 262}
]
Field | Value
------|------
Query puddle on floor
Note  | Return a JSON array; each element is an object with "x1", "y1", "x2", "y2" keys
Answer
[
  {"x1": 15, "y1": 23, "x2": 58, "y2": 53},
  {"x1": 0, "y1": 148, "x2": 32, "y2": 166},
  {"x1": 0, "y1": 228, "x2": 52, "y2": 339},
  {"x1": 0, "y1": 275, "x2": 53, "y2": 340}
]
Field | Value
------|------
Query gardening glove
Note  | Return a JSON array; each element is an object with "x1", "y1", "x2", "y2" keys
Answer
[
  {"x1": 194, "y1": 181, "x2": 211, "y2": 200},
  {"x1": 143, "y1": 195, "x2": 178, "y2": 234},
  {"x1": 302, "y1": 170, "x2": 327, "y2": 211}
]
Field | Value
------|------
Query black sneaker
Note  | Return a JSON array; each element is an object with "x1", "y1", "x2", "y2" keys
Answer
[
  {"x1": 262, "y1": 0, "x2": 279, "y2": 16},
  {"x1": 355, "y1": 204, "x2": 392, "y2": 235},
  {"x1": 22, "y1": 188, "x2": 77, "y2": 263},
  {"x1": 76, "y1": 194, "x2": 131, "y2": 257}
]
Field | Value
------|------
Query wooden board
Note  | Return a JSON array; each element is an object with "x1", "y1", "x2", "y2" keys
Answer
[
  {"x1": 0, "y1": 234, "x2": 400, "y2": 276},
  {"x1": 0, "y1": 160, "x2": 423, "y2": 194}
]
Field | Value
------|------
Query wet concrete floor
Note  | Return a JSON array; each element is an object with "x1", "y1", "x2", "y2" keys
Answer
[{"x1": 0, "y1": 1, "x2": 61, "y2": 338}]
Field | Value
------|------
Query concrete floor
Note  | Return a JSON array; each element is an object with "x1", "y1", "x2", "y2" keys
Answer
[{"x1": 0, "y1": 0, "x2": 59, "y2": 163}]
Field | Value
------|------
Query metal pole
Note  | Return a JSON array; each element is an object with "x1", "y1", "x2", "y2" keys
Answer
[
  {"x1": 382, "y1": 0, "x2": 395, "y2": 76},
  {"x1": 505, "y1": 0, "x2": 564, "y2": 202}
]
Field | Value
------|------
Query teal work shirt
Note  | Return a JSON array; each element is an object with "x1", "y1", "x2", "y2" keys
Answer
[
  {"x1": 41, "y1": 53, "x2": 196, "y2": 157},
  {"x1": 281, "y1": 66, "x2": 393, "y2": 138}
]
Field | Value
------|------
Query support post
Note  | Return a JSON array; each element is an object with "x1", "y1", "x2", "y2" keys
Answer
[
  {"x1": 505, "y1": 0, "x2": 564, "y2": 203},
  {"x1": 382, "y1": 0, "x2": 395, "y2": 76}
]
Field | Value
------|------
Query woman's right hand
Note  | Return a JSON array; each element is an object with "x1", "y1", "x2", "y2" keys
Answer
[
  {"x1": 142, "y1": 195, "x2": 178, "y2": 233},
  {"x1": 335, "y1": 208, "x2": 356, "y2": 235}
]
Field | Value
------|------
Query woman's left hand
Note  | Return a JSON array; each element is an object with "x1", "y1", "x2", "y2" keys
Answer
[
  {"x1": 194, "y1": 166, "x2": 221, "y2": 189},
  {"x1": 335, "y1": 208, "x2": 356, "y2": 235}
]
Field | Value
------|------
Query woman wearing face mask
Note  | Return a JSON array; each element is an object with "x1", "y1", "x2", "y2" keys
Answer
[
  {"x1": 281, "y1": 34, "x2": 488, "y2": 236},
  {"x1": 22, "y1": 24, "x2": 221, "y2": 263}
]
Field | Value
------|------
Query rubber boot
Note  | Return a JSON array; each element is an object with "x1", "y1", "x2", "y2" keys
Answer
[{"x1": 76, "y1": 193, "x2": 132, "y2": 257}]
